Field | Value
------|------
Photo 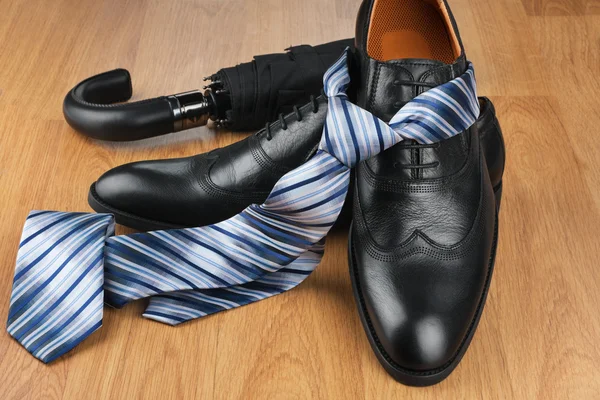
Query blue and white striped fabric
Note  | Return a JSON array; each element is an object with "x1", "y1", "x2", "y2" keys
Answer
[
  {"x1": 7, "y1": 211, "x2": 114, "y2": 363},
  {"x1": 7, "y1": 48, "x2": 479, "y2": 363}
]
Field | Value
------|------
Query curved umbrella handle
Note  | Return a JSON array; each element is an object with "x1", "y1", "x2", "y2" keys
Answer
[{"x1": 63, "y1": 69, "x2": 217, "y2": 141}]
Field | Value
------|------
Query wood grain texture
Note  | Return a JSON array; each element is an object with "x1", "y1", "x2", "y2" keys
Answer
[{"x1": 0, "y1": 0, "x2": 599, "y2": 398}]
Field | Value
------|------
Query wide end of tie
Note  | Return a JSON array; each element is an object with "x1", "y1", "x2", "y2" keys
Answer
[{"x1": 7, "y1": 210, "x2": 112, "y2": 363}]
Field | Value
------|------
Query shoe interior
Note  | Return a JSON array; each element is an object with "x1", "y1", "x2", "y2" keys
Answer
[{"x1": 366, "y1": 0, "x2": 461, "y2": 63}]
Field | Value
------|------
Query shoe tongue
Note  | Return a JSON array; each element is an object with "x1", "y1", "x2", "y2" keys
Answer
[{"x1": 356, "y1": 56, "x2": 467, "y2": 122}]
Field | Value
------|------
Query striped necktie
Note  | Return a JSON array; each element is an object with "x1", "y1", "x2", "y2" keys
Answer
[{"x1": 7, "y1": 49, "x2": 480, "y2": 363}]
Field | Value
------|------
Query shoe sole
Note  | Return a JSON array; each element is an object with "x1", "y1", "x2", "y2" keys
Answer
[
  {"x1": 347, "y1": 182, "x2": 502, "y2": 386},
  {"x1": 88, "y1": 182, "x2": 185, "y2": 231}
]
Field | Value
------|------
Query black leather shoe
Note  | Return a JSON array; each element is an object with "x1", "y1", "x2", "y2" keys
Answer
[
  {"x1": 89, "y1": 95, "x2": 341, "y2": 231},
  {"x1": 348, "y1": 0, "x2": 505, "y2": 386}
]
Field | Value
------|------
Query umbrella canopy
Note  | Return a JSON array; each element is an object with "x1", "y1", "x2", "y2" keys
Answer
[{"x1": 213, "y1": 38, "x2": 354, "y2": 130}]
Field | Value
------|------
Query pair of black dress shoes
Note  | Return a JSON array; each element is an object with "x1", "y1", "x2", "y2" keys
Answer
[{"x1": 89, "y1": 0, "x2": 505, "y2": 386}]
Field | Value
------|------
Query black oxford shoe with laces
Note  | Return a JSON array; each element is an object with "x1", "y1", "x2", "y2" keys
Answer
[
  {"x1": 349, "y1": 0, "x2": 505, "y2": 386},
  {"x1": 88, "y1": 95, "x2": 351, "y2": 231}
]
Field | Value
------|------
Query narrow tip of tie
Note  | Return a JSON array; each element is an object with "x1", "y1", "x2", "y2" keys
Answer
[
  {"x1": 142, "y1": 312, "x2": 183, "y2": 327},
  {"x1": 7, "y1": 320, "x2": 103, "y2": 364}
]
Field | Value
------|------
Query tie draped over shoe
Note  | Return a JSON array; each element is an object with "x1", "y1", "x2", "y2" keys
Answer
[{"x1": 7, "y1": 48, "x2": 479, "y2": 363}]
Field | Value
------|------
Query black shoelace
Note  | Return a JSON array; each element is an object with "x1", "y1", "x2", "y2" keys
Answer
[{"x1": 259, "y1": 91, "x2": 324, "y2": 141}]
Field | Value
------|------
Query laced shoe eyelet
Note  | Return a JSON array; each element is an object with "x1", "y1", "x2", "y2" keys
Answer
[
  {"x1": 310, "y1": 95, "x2": 319, "y2": 113},
  {"x1": 293, "y1": 106, "x2": 302, "y2": 122},
  {"x1": 278, "y1": 113, "x2": 288, "y2": 130},
  {"x1": 263, "y1": 122, "x2": 272, "y2": 140}
]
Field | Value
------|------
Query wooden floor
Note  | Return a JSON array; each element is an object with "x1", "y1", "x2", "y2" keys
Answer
[{"x1": 1, "y1": 0, "x2": 599, "y2": 398}]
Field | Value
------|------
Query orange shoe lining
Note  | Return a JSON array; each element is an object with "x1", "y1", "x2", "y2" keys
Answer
[{"x1": 366, "y1": 0, "x2": 461, "y2": 63}]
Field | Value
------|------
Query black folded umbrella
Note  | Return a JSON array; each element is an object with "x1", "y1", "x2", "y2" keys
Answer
[
  {"x1": 214, "y1": 38, "x2": 353, "y2": 131},
  {"x1": 63, "y1": 39, "x2": 354, "y2": 141}
]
